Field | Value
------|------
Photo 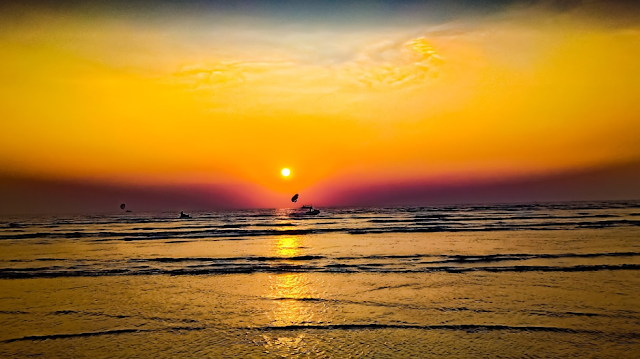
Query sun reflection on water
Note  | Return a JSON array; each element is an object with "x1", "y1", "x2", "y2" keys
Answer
[
  {"x1": 268, "y1": 235, "x2": 314, "y2": 325},
  {"x1": 269, "y1": 273, "x2": 315, "y2": 325},
  {"x1": 262, "y1": 235, "x2": 326, "y2": 355},
  {"x1": 274, "y1": 236, "x2": 302, "y2": 258}
]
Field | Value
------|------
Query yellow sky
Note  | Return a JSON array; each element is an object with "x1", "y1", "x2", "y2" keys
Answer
[{"x1": 1, "y1": 4, "x2": 639, "y2": 201}]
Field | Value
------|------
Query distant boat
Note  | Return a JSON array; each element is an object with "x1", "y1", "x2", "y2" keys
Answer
[
  {"x1": 305, "y1": 208, "x2": 320, "y2": 215},
  {"x1": 179, "y1": 211, "x2": 191, "y2": 219},
  {"x1": 125, "y1": 210, "x2": 132, "y2": 213},
  {"x1": 291, "y1": 205, "x2": 320, "y2": 216}
]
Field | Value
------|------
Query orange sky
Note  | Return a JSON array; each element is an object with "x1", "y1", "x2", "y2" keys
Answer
[{"x1": 1, "y1": 1, "x2": 639, "y2": 211}]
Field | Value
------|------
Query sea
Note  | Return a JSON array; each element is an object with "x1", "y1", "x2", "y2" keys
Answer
[{"x1": 1, "y1": 201, "x2": 639, "y2": 358}]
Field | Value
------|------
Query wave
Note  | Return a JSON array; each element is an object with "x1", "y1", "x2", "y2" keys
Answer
[
  {"x1": 128, "y1": 255, "x2": 327, "y2": 263},
  {"x1": 2, "y1": 209, "x2": 639, "y2": 241},
  {"x1": 2, "y1": 326, "x2": 207, "y2": 343},
  {"x1": 8, "y1": 322, "x2": 633, "y2": 344},
  {"x1": 264, "y1": 298, "x2": 640, "y2": 320},
  {"x1": 2, "y1": 328, "x2": 143, "y2": 342},
  {"x1": 255, "y1": 323, "x2": 602, "y2": 334},
  {"x1": 1, "y1": 263, "x2": 638, "y2": 279},
  {"x1": 412, "y1": 251, "x2": 640, "y2": 265},
  {"x1": 2, "y1": 251, "x2": 638, "y2": 264},
  {"x1": 0, "y1": 228, "x2": 328, "y2": 241},
  {"x1": 1, "y1": 251, "x2": 638, "y2": 278}
]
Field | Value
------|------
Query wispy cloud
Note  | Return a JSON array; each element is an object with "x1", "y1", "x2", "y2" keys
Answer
[
  {"x1": 345, "y1": 36, "x2": 443, "y2": 88},
  {"x1": 170, "y1": 34, "x2": 445, "y2": 95}
]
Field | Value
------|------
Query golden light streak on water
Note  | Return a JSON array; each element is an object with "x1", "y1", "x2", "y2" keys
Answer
[
  {"x1": 273, "y1": 236, "x2": 303, "y2": 258},
  {"x1": 262, "y1": 235, "x2": 324, "y2": 353}
]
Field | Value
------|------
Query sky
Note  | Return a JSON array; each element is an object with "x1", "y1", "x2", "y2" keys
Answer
[{"x1": 1, "y1": 0, "x2": 639, "y2": 213}]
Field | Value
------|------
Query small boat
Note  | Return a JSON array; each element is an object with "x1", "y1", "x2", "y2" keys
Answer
[
  {"x1": 291, "y1": 206, "x2": 320, "y2": 216},
  {"x1": 301, "y1": 204, "x2": 313, "y2": 209},
  {"x1": 179, "y1": 211, "x2": 191, "y2": 219},
  {"x1": 305, "y1": 208, "x2": 320, "y2": 215}
]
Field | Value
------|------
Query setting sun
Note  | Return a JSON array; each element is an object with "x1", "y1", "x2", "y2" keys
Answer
[{"x1": 281, "y1": 168, "x2": 291, "y2": 177}]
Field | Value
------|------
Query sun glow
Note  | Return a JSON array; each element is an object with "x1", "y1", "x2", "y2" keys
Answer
[{"x1": 281, "y1": 168, "x2": 291, "y2": 177}]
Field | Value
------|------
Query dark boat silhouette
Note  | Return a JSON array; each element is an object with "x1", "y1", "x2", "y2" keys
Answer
[
  {"x1": 179, "y1": 211, "x2": 191, "y2": 219},
  {"x1": 292, "y1": 205, "x2": 320, "y2": 216}
]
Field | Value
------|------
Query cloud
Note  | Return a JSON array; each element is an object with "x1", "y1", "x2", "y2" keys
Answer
[
  {"x1": 170, "y1": 61, "x2": 297, "y2": 90},
  {"x1": 170, "y1": 35, "x2": 444, "y2": 95},
  {"x1": 345, "y1": 36, "x2": 443, "y2": 88}
]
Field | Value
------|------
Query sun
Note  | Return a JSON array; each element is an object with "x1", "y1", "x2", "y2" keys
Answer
[{"x1": 281, "y1": 168, "x2": 291, "y2": 177}]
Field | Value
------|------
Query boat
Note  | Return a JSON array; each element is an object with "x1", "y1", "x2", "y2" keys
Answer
[
  {"x1": 179, "y1": 211, "x2": 191, "y2": 219},
  {"x1": 291, "y1": 206, "x2": 320, "y2": 216}
]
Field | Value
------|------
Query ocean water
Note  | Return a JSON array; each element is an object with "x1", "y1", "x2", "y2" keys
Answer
[{"x1": 0, "y1": 201, "x2": 639, "y2": 358}]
